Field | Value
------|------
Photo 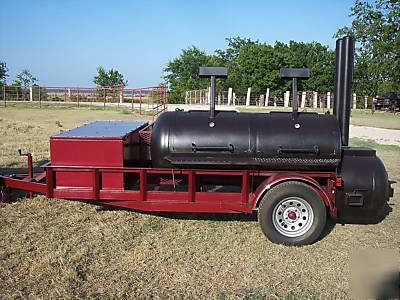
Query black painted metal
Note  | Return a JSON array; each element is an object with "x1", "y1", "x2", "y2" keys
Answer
[
  {"x1": 336, "y1": 147, "x2": 390, "y2": 221},
  {"x1": 333, "y1": 38, "x2": 343, "y2": 118},
  {"x1": 199, "y1": 67, "x2": 228, "y2": 120},
  {"x1": 210, "y1": 75, "x2": 216, "y2": 119},
  {"x1": 198, "y1": 67, "x2": 228, "y2": 78},
  {"x1": 151, "y1": 111, "x2": 341, "y2": 170},
  {"x1": 148, "y1": 40, "x2": 392, "y2": 224},
  {"x1": 279, "y1": 68, "x2": 310, "y2": 79},
  {"x1": 279, "y1": 68, "x2": 310, "y2": 121},
  {"x1": 292, "y1": 78, "x2": 298, "y2": 119},
  {"x1": 334, "y1": 36, "x2": 354, "y2": 146}
]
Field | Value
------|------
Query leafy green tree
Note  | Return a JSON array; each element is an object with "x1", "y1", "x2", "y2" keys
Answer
[
  {"x1": 93, "y1": 66, "x2": 127, "y2": 87},
  {"x1": 215, "y1": 37, "x2": 255, "y2": 63},
  {"x1": 13, "y1": 69, "x2": 37, "y2": 87},
  {"x1": 164, "y1": 39, "x2": 335, "y2": 102},
  {"x1": 286, "y1": 41, "x2": 335, "y2": 93},
  {"x1": 336, "y1": 0, "x2": 400, "y2": 95},
  {"x1": 163, "y1": 46, "x2": 213, "y2": 103}
]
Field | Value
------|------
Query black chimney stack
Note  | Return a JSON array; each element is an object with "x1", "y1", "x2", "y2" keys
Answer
[{"x1": 334, "y1": 36, "x2": 355, "y2": 146}]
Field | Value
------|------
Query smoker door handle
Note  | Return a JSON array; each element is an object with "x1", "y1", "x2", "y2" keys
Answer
[
  {"x1": 277, "y1": 145, "x2": 320, "y2": 155},
  {"x1": 192, "y1": 143, "x2": 234, "y2": 153}
]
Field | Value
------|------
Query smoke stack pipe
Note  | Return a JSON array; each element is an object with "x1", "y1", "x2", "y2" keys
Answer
[
  {"x1": 333, "y1": 38, "x2": 344, "y2": 118},
  {"x1": 334, "y1": 36, "x2": 355, "y2": 146}
]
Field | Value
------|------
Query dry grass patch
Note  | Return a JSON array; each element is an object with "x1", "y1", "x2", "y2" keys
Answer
[
  {"x1": 238, "y1": 107, "x2": 400, "y2": 130},
  {"x1": 0, "y1": 105, "x2": 399, "y2": 299}
]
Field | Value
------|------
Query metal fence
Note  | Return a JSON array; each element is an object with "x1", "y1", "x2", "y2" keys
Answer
[{"x1": 0, "y1": 85, "x2": 168, "y2": 120}]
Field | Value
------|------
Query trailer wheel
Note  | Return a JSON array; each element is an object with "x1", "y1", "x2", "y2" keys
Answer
[{"x1": 258, "y1": 182, "x2": 326, "y2": 246}]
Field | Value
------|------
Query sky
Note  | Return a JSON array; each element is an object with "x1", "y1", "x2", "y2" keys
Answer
[{"x1": 0, "y1": 0, "x2": 353, "y2": 87}]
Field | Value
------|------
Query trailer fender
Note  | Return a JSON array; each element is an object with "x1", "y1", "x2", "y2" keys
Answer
[{"x1": 252, "y1": 173, "x2": 335, "y2": 217}]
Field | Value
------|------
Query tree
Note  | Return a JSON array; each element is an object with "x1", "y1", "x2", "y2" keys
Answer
[
  {"x1": 336, "y1": 0, "x2": 400, "y2": 95},
  {"x1": 93, "y1": 67, "x2": 127, "y2": 87},
  {"x1": 13, "y1": 69, "x2": 37, "y2": 87},
  {"x1": 164, "y1": 39, "x2": 335, "y2": 103},
  {"x1": 0, "y1": 61, "x2": 8, "y2": 83},
  {"x1": 163, "y1": 46, "x2": 213, "y2": 103},
  {"x1": 215, "y1": 37, "x2": 255, "y2": 63}
]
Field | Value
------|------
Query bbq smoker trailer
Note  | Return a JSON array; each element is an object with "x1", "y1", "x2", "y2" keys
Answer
[{"x1": 0, "y1": 37, "x2": 394, "y2": 245}]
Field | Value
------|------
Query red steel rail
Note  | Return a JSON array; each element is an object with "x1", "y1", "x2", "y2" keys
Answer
[{"x1": 0, "y1": 161, "x2": 338, "y2": 216}]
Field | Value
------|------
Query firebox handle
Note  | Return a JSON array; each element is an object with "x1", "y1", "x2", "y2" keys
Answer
[{"x1": 192, "y1": 143, "x2": 234, "y2": 153}]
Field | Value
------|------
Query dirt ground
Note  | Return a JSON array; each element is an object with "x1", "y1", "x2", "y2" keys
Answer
[
  {"x1": 0, "y1": 104, "x2": 399, "y2": 299},
  {"x1": 350, "y1": 125, "x2": 400, "y2": 146}
]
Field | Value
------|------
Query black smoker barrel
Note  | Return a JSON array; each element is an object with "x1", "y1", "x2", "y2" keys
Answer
[
  {"x1": 151, "y1": 110, "x2": 341, "y2": 170},
  {"x1": 334, "y1": 36, "x2": 355, "y2": 146}
]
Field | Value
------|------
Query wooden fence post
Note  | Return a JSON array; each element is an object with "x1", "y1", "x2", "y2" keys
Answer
[
  {"x1": 313, "y1": 92, "x2": 318, "y2": 108},
  {"x1": 327, "y1": 92, "x2": 331, "y2": 110},
  {"x1": 284, "y1": 91, "x2": 290, "y2": 107},
  {"x1": 227, "y1": 88, "x2": 233, "y2": 105},
  {"x1": 246, "y1": 87, "x2": 251, "y2": 106},
  {"x1": 265, "y1": 88, "x2": 270, "y2": 107},
  {"x1": 301, "y1": 91, "x2": 306, "y2": 108},
  {"x1": 185, "y1": 91, "x2": 189, "y2": 104},
  {"x1": 259, "y1": 94, "x2": 264, "y2": 106}
]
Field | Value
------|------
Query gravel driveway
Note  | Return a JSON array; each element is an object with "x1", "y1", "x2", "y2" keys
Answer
[{"x1": 350, "y1": 125, "x2": 400, "y2": 146}]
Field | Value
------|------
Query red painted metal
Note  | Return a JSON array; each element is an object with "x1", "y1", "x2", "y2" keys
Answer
[
  {"x1": 1, "y1": 162, "x2": 338, "y2": 216},
  {"x1": 251, "y1": 172, "x2": 337, "y2": 216},
  {"x1": 139, "y1": 91, "x2": 142, "y2": 115},
  {"x1": 288, "y1": 211, "x2": 296, "y2": 220},
  {"x1": 18, "y1": 150, "x2": 33, "y2": 180},
  {"x1": 1, "y1": 85, "x2": 168, "y2": 121},
  {"x1": 49, "y1": 121, "x2": 148, "y2": 190},
  {"x1": 335, "y1": 177, "x2": 343, "y2": 187},
  {"x1": 0, "y1": 120, "x2": 338, "y2": 217},
  {"x1": 18, "y1": 150, "x2": 34, "y2": 198},
  {"x1": 2, "y1": 84, "x2": 6, "y2": 107},
  {"x1": 131, "y1": 90, "x2": 135, "y2": 112},
  {"x1": 0, "y1": 176, "x2": 47, "y2": 194}
]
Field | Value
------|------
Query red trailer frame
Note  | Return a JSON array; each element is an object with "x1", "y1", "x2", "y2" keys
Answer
[{"x1": 0, "y1": 154, "x2": 340, "y2": 218}]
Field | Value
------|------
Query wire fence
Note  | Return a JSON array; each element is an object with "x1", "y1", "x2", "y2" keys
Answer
[
  {"x1": 0, "y1": 85, "x2": 168, "y2": 120},
  {"x1": 185, "y1": 89, "x2": 378, "y2": 110}
]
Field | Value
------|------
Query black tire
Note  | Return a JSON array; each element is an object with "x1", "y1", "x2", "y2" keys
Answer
[{"x1": 258, "y1": 181, "x2": 327, "y2": 246}]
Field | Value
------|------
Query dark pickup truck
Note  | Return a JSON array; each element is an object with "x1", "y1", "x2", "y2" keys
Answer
[{"x1": 374, "y1": 92, "x2": 398, "y2": 111}]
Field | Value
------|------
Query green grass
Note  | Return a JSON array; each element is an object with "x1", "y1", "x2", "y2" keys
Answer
[
  {"x1": 0, "y1": 105, "x2": 399, "y2": 299},
  {"x1": 350, "y1": 110, "x2": 400, "y2": 130}
]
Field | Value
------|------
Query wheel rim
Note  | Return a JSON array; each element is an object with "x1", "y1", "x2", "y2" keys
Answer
[{"x1": 272, "y1": 196, "x2": 314, "y2": 238}]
